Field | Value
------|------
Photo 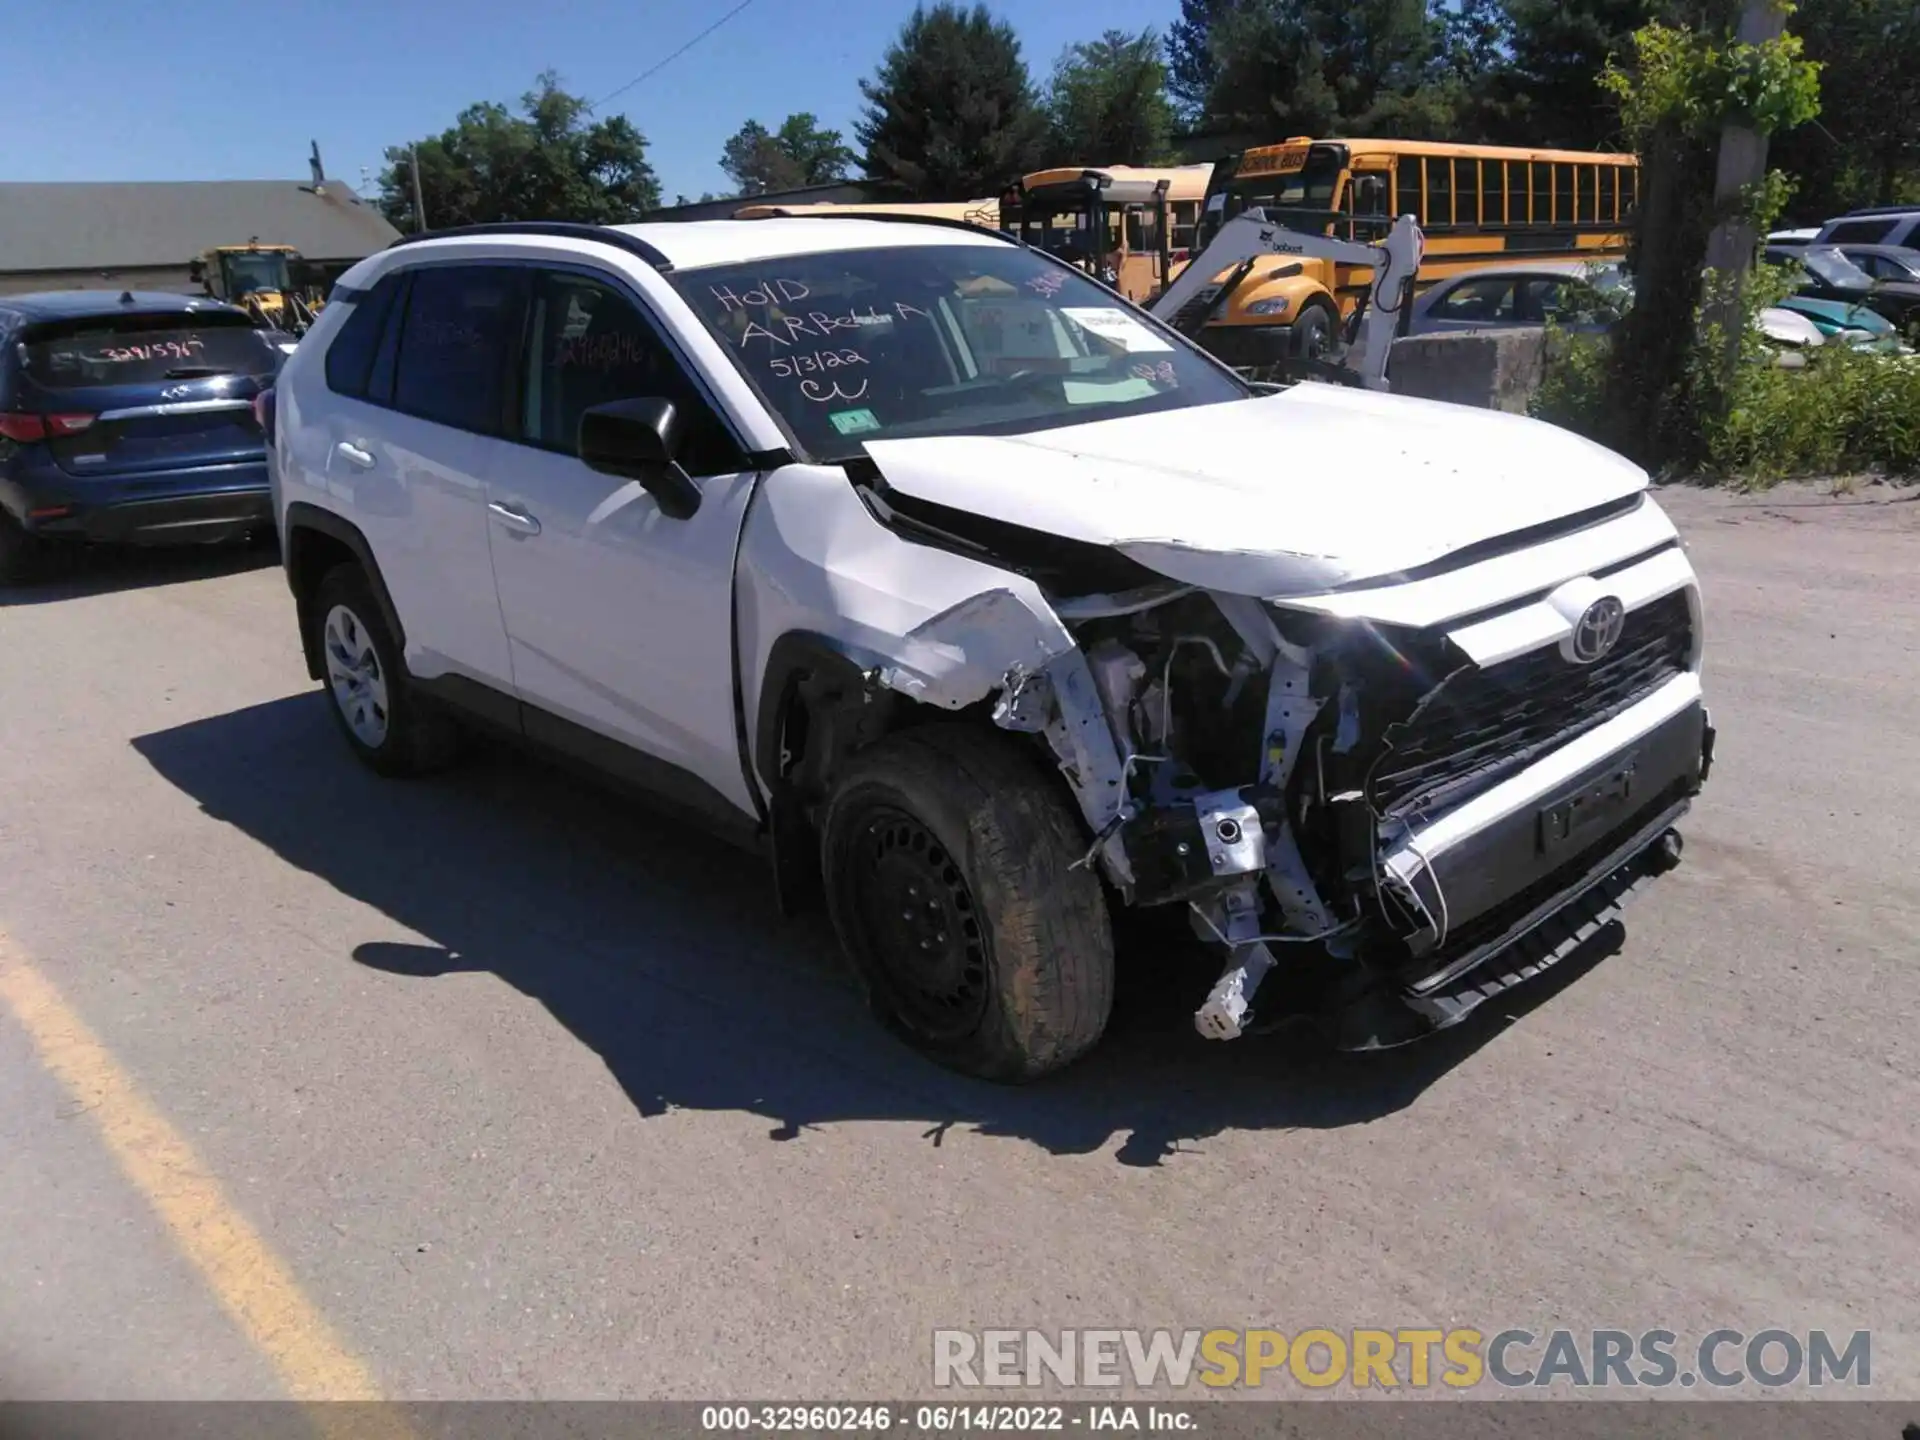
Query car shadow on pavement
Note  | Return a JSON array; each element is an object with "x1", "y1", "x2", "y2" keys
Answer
[
  {"x1": 133, "y1": 692, "x2": 1626, "y2": 1166},
  {"x1": 0, "y1": 540, "x2": 277, "y2": 606}
]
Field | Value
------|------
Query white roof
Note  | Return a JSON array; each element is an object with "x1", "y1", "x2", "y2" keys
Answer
[{"x1": 608, "y1": 216, "x2": 1009, "y2": 270}]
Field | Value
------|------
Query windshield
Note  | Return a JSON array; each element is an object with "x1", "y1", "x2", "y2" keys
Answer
[
  {"x1": 672, "y1": 243, "x2": 1248, "y2": 463},
  {"x1": 20, "y1": 312, "x2": 276, "y2": 389},
  {"x1": 1799, "y1": 246, "x2": 1874, "y2": 289},
  {"x1": 1213, "y1": 154, "x2": 1344, "y2": 240},
  {"x1": 221, "y1": 252, "x2": 293, "y2": 296}
]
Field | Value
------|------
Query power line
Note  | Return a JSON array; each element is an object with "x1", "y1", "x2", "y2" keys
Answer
[{"x1": 593, "y1": 0, "x2": 761, "y2": 109}]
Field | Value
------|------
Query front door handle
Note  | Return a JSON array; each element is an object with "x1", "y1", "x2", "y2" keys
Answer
[
  {"x1": 335, "y1": 441, "x2": 375, "y2": 470},
  {"x1": 488, "y1": 501, "x2": 542, "y2": 537}
]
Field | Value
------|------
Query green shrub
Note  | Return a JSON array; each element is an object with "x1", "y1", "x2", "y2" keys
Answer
[{"x1": 1532, "y1": 270, "x2": 1920, "y2": 486}]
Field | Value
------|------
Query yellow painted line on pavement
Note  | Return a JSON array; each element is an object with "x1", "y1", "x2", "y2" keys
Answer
[{"x1": 0, "y1": 928, "x2": 416, "y2": 1434}]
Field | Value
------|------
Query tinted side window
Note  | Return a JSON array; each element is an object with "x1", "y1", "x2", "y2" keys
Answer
[
  {"x1": 1435, "y1": 278, "x2": 1515, "y2": 320},
  {"x1": 323, "y1": 272, "x2": 402, "y2": 398},
  {"x1": 1825, "y1": 219, "x2": 1896, "y2": 244},
  {"x1": 519, "y1": 270, "x2": 741, "y2": 477},
  {"x1": 392, "y1": 266, "x2": 524, "y2": 435}
]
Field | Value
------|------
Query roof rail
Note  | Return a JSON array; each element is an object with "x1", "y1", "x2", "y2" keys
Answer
[
  {"x1": 1831, "y1": 205, "x2": 1920, "y2": 219},
  {"x1": 740, "y1": 209, "x2": 1021, "y2": 245},
  {"x1": 386, "y1": 221, "x2": 673, "y2": 272}
]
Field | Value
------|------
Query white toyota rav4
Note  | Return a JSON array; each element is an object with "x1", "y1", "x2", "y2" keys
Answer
[{"x1": 266, "y1": 214, "x2": 1714, "y2": 1081}]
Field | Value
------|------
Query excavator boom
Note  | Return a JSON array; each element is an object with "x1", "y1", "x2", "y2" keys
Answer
[{"x1": 1148, "y1": 211, "x2": 1425, "y2": 390}]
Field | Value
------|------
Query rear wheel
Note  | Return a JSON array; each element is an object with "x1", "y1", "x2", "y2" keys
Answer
[
  {"x1": 310, "y1": 564, "x2": 460, "y2": 776},
  {"x1": 821, "y1": 725, "x2": 1114, "y2": 1082}
]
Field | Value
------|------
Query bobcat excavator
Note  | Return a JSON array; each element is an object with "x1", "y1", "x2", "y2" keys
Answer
[
  {"x1": 189, "y1": 240, "x2": 323, "y2": 336},
  {"x1": 1146, "y1": 209, "x2": 1425, "y2": 392}
]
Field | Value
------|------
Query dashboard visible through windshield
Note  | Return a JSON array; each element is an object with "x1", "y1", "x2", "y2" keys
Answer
[{"x1": 671, "y1": 243, "x2": 1247, "y2": 462}]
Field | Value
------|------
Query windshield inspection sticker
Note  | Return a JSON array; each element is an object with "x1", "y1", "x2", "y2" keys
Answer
[
  {"x1": 1061, "y1": 307, "x2": 1174, "y2": 353},
  {"x1": 829, "y1": 407, "x2": 882, "y2": 436}
]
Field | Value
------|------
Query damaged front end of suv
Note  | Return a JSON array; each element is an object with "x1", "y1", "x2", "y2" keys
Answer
[{"x1": 800, "y1": 430, "x2": 1715, "y2": 1057}]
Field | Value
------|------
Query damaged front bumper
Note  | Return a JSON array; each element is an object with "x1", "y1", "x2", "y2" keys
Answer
[{"x1": 1337, "y1": 691, "x2": 1714, "y2": 1049}]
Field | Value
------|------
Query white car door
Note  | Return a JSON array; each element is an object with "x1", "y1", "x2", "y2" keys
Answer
[
  {"x1": 315, "y1": 263, "x2": 518, "y2": 689},
  {"x1": 483, "y1": 265, "x2": 762, "y2": 819}
]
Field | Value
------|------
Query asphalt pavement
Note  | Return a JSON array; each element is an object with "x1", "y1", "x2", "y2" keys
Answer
[{"x1": 0, "y1": 481, "x2": 1915, "y2": 1404}]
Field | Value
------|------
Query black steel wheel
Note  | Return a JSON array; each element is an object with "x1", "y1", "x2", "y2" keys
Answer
[{"x1": 821, "y1": 724, "x2": 1114, "y2": 1082}]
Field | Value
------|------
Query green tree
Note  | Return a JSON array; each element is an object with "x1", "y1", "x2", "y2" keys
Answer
[
  {"x1": 720, "y1": 113, "x2": 857, "y2": 195},
  {"x1": 1165, "y1": 0, "x2": 1239, "y2": 127},
  {"x1": 856, "y1": 3, "x2": 1047, "y2": 199},
  {"x1": 1499, "y1": 0, "x2": 1669, "y2": 148},
  {"x1": 1044, "y1": 29, "x2": 1176, "y2": 165},
  {"x1": 378, "y1": 72, "x2": 659, "y2": 230},
  {"x1": 1170, "y1": 0, "x2": 1457, "y2": 141},
  {"x1": 1769, "y1": 0, "x2": 1920, "y2": 215}
]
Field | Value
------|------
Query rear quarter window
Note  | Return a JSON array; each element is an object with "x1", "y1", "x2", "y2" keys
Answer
[
  {"x1": 21, "y1": 312, "x2": 275, "y2": 390},
  {"x1": 324, "y1": 272, "x2": 405, "y2": 400}
]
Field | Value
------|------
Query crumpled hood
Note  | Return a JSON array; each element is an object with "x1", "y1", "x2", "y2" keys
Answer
[{"x1": 861, "y1": 386, "x2": 1650, "y2": 596}]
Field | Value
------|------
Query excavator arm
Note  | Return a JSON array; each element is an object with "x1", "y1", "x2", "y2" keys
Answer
[{"x1": 1148, "y1": 211, "x2": 1425, "y2": 391}]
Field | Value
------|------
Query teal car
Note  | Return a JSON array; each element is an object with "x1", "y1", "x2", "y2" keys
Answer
[{"x1": 1772, "y1": 294, "x2": 1907, "y2": 352}]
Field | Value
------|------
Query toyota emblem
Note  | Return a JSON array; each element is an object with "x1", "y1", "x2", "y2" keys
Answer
[{"x1": 1570, "y1": 597, "x2": 1626, "y2": 664}]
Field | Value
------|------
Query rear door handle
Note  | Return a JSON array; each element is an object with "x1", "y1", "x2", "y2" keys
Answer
[
  {"x1": 488, "y1": 501, "x2": 541, "y2": 537},
  {"x1": 335, "y1": 441, "x2": 375, "y2": 470}
]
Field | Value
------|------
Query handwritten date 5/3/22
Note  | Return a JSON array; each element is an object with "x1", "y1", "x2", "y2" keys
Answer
[{"x1": 767, "y1": 348, "x2": 868, "y2": 380}]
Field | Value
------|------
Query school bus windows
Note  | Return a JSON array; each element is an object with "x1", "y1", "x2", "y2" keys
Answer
[
  {"x1": 1599, "y1": 165, "x2": 1618, "y2": 223},
  {"x1": 1426, "y1": 158, "x2": 1453, "y2": 227},
  {"x1": 1396, "y1": 161, "x2": 1423, "y2": 224},
  {"x1": 1527, "y1": 163, "x2": 1550, "y2": 225},
  {"x1": 1485, "y1": 160, "x2": 1506, "y2": 225},
  {"x1": 1456, "y1": 159, "x2": 1480, "y2": 227}
]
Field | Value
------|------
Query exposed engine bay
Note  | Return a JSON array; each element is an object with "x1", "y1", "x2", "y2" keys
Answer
[{"x1": 974, "y1": 573, "x2": 1703, "y2": 1047}]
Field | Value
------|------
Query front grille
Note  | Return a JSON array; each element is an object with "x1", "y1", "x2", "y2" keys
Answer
[{"x1": 1369, "y1": 589, "x2": 1693, "y2": 818}]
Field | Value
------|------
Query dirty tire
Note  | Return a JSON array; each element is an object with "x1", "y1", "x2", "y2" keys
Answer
[
  {"x1": 0, "y1": 511, "x2": 43, "y2": 586},
  {"x1": 821, "y1": 724, "x2": 1114, "y2": 1083},
  {"x1": 1293, "y1": 301, "x2": 1336, "y2": 360},
  {"x1": 310, "y1": 563, "x2": 460, "y2": 777}
]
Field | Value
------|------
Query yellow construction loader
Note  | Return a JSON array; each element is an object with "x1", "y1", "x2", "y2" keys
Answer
[{"x1": 188, "y1": 240, "x2": 324, "y2": 334}]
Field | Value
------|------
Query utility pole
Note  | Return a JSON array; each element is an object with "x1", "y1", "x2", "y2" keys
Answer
[
  {"x1": 410, "y1": 147, "x2": 429, "y2": 234},
  {"x1": 1702, "y1": 0, "x2": 1789, "y2": 376}
]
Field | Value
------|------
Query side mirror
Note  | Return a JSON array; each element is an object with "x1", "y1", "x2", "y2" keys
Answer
[
  {"x1": 578, "y1": 397, "x2": 701, "y2": 520},
  {"x1": 188, "y1": 260, "x2": 207, "y2": 285}
]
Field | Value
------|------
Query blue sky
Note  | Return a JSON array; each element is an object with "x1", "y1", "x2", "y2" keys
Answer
[{"x1": 9, "y1": 0, "x2": 1179, "y2": 203}]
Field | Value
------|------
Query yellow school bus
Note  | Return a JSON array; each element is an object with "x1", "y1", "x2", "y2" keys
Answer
[
  {"x1": 732, "y1": 198, "x2": 1002, "y2": 227},
  {"x1": 997, "y1": 164, "x2": 1214, "y2": 305},
  {"x1": 1193, "y1": 137, "x2": 1641, "y2": 364}
]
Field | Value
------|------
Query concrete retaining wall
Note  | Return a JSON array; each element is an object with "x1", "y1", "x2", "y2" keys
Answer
[{"x1": 1388, "y1": 329, "x2": 1550, "y2": 413}]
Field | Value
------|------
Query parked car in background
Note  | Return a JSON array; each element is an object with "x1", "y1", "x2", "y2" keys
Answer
[
  {"x1": 0, "y1": 292, "x2": 283, "y2": 582},
  {"x1": 1406, "y1": 261, "x2": 1839, "y2": 361},
  {"x1": 1763, "y1": 244, "x2": 1920, "y2": 338},
  {"x1": 1813, "y1": 208, "x2": 1920, "y2": 249},
  {"x1": 1407, "y1": 262, "x2": 1632, "y2": 337},
  {"x1": 1831, "y1": 243, "x2": 1920, "y2": 284}
]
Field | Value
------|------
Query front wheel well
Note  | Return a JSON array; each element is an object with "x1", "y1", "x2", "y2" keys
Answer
[{"x1": 755, "y1": 634, "x2": 1074, "y2": 917}]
